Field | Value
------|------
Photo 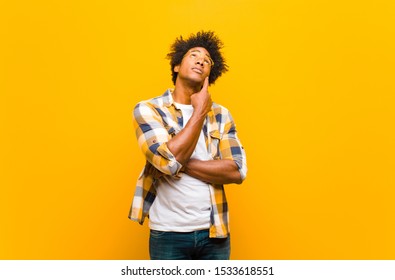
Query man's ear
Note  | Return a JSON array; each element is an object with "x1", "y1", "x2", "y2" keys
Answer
[{"x1": 174, "y1": 65, "x2": 180, "y2": 73}]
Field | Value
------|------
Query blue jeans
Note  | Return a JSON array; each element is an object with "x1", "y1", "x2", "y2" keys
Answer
[{"x1": 149, "y1": 229, "x2": 230, "y2": 260}]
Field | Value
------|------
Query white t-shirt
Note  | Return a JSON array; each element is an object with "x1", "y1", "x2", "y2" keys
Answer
[{"x1": 149, "y1": 102, "x2": 212, "y2": 232}]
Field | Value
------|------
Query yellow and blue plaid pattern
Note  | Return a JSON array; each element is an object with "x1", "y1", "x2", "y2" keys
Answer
[{"x1": 129, "y1": 89, "x2": 247, "y2": 238}]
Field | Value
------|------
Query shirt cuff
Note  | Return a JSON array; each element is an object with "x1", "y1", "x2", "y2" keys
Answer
[{"x1": 156, "y1": 143, "x2": 183, "y2": 177}]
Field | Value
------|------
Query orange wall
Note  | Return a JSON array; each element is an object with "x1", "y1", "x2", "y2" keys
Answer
[{"x1": 1, "y1": 0, "x2": 395, "y2": 259}]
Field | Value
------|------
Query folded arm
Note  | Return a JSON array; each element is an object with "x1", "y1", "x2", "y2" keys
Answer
[
  {"x1": 167, "y1": 77, "x2": 212, "y2": 165},
  {"x1": 184, "y1": 158, "x2": 242, "y2": 185}
]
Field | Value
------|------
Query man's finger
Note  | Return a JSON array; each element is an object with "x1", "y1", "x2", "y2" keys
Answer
[{"x1": 202, "y1": 76, "x2": 209, "y2": 91}]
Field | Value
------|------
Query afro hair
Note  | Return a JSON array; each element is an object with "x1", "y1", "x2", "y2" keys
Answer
[{"x1": 167, "y1": 31, "x2": 229, "y2": 85}]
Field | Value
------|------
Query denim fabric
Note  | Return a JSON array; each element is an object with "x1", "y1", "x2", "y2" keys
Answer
[{"x1": 149, "y1": 229, "x2": 230, "y2": 260}]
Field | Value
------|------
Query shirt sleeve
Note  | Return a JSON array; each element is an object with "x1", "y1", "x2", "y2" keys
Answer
[
  {"x1": 133, "y1": 101, "x2": 183, "y2": 177},
  {"x1": 219, "y1": 111, "x2": 248, "y2": 181}
]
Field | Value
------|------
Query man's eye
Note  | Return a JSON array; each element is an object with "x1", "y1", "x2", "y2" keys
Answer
[
  {"x1": 204, "y1": 60, "x2": 210, "y2": 64},
  {"x1": 190, "y1": 53, "x2": 196, "y2": 58}
]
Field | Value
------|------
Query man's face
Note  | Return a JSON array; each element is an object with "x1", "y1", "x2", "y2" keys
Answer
[{"x1": 174, "y1": 47, "x2": 213, "y2": 85}]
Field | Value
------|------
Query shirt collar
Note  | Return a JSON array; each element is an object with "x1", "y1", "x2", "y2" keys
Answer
[{"x1": 163, "y1": 89, "x2": 175, "y2": 107}]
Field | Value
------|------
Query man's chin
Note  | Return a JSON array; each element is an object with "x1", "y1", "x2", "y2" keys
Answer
[{"x1": 185, "y1": 78, "x2": 204, "y2": 89}]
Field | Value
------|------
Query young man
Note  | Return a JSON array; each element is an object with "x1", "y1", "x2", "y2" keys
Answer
[{"x1": 129, "y1": 31, "x2": 247, "y2": 260}]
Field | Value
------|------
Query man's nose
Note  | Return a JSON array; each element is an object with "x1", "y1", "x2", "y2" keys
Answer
[{"x1": 196, "y1": 58, "x2": 204, "y2": 66}]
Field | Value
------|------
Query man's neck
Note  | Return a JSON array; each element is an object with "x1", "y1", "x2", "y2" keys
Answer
[{"x1": 172, "y1": 79, "x2": 201, "y2": 104}]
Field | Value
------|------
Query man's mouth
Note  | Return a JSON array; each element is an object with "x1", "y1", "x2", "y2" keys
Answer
[{"x1": 192, "y1": 68, "x2": 203, "y2": 74}]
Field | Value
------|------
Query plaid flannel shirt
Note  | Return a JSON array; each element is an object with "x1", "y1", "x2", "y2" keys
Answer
[{"x1": 128, "y1": 89, "x2": 247, "y2": 238}]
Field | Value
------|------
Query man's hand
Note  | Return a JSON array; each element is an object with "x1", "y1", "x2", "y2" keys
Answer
[{"x1": 191, "y1": 77, "x2": 212, "y2": 118}]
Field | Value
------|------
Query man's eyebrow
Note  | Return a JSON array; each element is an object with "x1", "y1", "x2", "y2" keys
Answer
[{"x1": 191, "y1": 49, "x2": 211, "y2": 58}]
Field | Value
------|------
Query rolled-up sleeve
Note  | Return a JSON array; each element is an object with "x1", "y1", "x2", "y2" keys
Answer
[
  {"x1": 133, "y1": 102, "x2": 182, "y2": 176},
  {"x1": 219, "y1": 111, "x2": 247, "y2": 181}
]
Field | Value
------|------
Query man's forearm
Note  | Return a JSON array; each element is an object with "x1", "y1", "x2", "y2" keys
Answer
[
  {"x1": 166, "y1": 113, "x2": 205, "y2": 166},
  {"x1": 184, "y1": 158, "x2": 242, "y2": 185}
]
